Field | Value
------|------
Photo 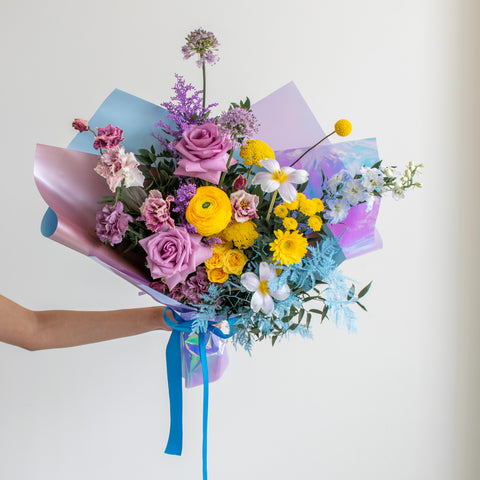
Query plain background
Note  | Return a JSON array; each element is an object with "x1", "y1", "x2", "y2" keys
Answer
[{"x1": 0, "y1": 0, "x2": 478, "y2": 479}]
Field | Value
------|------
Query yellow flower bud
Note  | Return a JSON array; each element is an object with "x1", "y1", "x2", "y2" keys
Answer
[{"x1": 334, "y1": 119, "x2": 352, "y2": 137}]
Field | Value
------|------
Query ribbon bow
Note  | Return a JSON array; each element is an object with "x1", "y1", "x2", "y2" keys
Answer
[{"x1": 163, "y1": 308, "x2": 235, "y2": 480}]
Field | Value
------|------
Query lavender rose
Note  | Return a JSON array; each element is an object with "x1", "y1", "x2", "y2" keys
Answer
[
  {"x1": 230, "y1": 190, "x2": 259, "y2": 223},
  {"x1": 174, "y1": 123, "x2": 234, "y2": 184},
  {"x1": 139, "y1": 226, "x2": 212, "y2": 289},
  {"x1": 96, "y1": 201, "x2": 132, "y2": 246}
]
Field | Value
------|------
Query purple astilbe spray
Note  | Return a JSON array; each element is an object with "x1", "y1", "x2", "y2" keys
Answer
[
  {"x1": 181, "y1": 28, "x2": 219, "y2": 67},
  {"x1": 217, "y1": 107, "x2": 260, "y2": 149},
  {"x1": 154, "y1": 75, "x2": 217, "y2": 152}
]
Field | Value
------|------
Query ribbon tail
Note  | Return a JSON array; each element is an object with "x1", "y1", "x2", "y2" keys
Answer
[
  {"x1": 199, "y1": 332, "x2": 209, "y2": 480},
  {"x1": 164, "y1": 330, "x2": 183, "y2": 456}
]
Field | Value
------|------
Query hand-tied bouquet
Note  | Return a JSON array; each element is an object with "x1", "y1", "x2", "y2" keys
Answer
[{"x1": 35, "y1": 28, "x2": 422, "y2": 480}]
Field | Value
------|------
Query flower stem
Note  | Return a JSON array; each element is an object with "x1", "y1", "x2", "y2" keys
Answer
[
  {"x1": 289, "y1": 131, "x2": 335, "y2": 167},
  {"x1": 217, "y1": 150, "x2": 234, "y2": 188},
  {"x1": 245, "y1": 164, "x2": 254, "y2": 185},
  {"x1": 202, "y1": 61, "x2": 206, "y2": 108},
  {"x1": 266, "y1": 191, "x2": 278, "y2": 221}
]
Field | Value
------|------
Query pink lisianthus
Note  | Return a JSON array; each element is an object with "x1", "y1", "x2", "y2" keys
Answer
[
  {"x1": 174, "y1": 123, "x2": 234, "y2": 184},
  {"x1": 94, "y1": 146, "x2": 145, "y2": 192},
  {"x1": 230, "y1": 190, "x2": 259, "y2": 223},
  {"x1": 93, "y1": 124, "x2": 125, "y2": 150},
  {"x1": 72, "y1": 118, "x2": 89, "y2": 132},
  {"x1": 140, "y1": 190, "x2": 175, "y2": 231},
  {"x1": 95, "y1": 201, "x2": 132, "y2": 246},
  {"x1": 139, "y1": 226, "x2": 212, "y2": 290}
]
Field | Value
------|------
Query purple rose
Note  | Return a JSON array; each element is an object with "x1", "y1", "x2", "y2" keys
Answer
[
  {"x1": 139, "y1": 226, "x2": 212, "y2": 290},
  {"x1": 93, "y1": 124, "x2": 125, "y2": 150},
  {"x1": 230, "y1": 190, "x2": 259, "y2": 223},
  {"x1": 96, "y1": 202, "x2": 132, "y2": 246},
  {"x1": 174, "y1": 123, "x2": 234, "y2": 184}
]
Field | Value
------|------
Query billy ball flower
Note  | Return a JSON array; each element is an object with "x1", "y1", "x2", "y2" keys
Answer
[
  {"x1": 186, "y1": 186, "x2": 232, "y2": 236},
  {"x1": 334, "y1": 119, "x2": 352, "y2": 137},
  {"x1": 239, "y1": 139, "x2": 275, "y2": 167},
  {"x1": 240, "y1": 262, "x2": 290, "y2": 315},
  {"x1": 252, "y1": 159, "x2": 309, "y2": 203},
  {"x1": 270, "y1": 229, "x2": 308, "y2": 266}
]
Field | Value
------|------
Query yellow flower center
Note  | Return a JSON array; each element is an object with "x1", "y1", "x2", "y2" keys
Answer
[
  {"x1": 258, "y1": 280, "x2": 270, "y2": 295},
  {"x1": 271, "y1": 169, "x2": 288, "y2": 183}
]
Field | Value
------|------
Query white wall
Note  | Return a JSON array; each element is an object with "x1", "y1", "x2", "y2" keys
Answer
[{"x1": 0, "y1": 0, "x2": 478, "y2": 479}]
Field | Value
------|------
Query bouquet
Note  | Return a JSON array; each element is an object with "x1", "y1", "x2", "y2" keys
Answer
[{"x1": 34, "y1": 28, "x2": 422, "y2": 480}]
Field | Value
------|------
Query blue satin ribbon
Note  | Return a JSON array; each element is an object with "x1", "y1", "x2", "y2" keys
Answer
[{"x1": 163, "y1": 308, "x2": 234, "y2": 480}]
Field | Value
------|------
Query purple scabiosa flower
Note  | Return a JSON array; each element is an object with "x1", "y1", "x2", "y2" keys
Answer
[
  {"x1": 181, "y1": 267, "x2": 210, "y2": 304},
  {"x1": 181, "y1": 28, "x2": 219, "y2": 67},
  {"x1": 93, "y1": 124, "x2": 124, "y2": 150},
  {"x1": 96, "y1": 202, "x2": 132, "y2": 246},
  {"x1": 217, "y1": 107, "x2": 259, "y2": 149}
]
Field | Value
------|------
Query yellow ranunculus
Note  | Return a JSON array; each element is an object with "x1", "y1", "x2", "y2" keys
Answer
[
  {"x1": 186, "y1": 186, "x2": 232, "y2": 236},
  {"x1": 223, "y1": 249, "x2": 248, "y2": 275},
  {"x1": 207, "y1": 267, "x2": 229, "y2": 283}
]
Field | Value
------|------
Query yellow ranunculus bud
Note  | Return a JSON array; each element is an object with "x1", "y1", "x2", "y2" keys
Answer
[
  {"x1": 186, "y1": 186, "x2": 232, "y2": 236},
  {"x1": 334, "y1": 119, "x2": 352, "y2": 137},
  {"x1": 207, "y1": 267, "x2": 229, "y2": 283},
  {"x1": 223, "y1": 249, "x2": 248, "y2": 275}
]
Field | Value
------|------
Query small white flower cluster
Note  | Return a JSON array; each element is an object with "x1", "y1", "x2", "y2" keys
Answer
[{"x1": 323, "y1": 162, "x2": 423, "y2": 223}]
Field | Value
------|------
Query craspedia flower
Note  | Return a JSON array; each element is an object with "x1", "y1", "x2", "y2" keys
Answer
[
  {"x1": 181, "y1": 28, "x2": 219, "y2": 67},
  {"x1": 221, "y1": 220, "x2": 258, "y2": 249},
  {"x1": 239, "y1": 139, "x2": 275, "y2": 167},
  {"x1": 186, "y1": 186, "x2": 232, "y2": 236},
  {"x1": 308, "y1": 215, "x2": 323, "y2": 232},
  {"x1": 283, "y1": 217, "x2": 298, "y2": 231},
  {"x1": 269, "y1": 230, "x2": 308, "y2": 266},
  {"x1": 334, "y1": 119, "x2": 352, "y2": 137},
  {"x1": 274, "y1": 204, "x2": 288, "y2": 218}
]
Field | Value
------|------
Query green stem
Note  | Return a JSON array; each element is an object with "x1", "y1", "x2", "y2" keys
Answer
[
  {"x1": 290, "y1": 131, "x2": 335, "y2": 167},
  {"x1": 266, "y1": 191, "x2": 278, "y2": 221},
  {"x1": 202, "y1": 61, "x2": 206, "y2": 108},
  {"x1": 218, "y1": 150, "x2": 234, "y2": 188},
  {"x1": 245, "y1": 164, "x2": 254, "y2": 185}
]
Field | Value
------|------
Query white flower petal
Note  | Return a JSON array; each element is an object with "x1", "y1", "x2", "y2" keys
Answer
[
  {"x1": 271, "y1": 284, "x2": 290, "y2": 301},
  {"x1": 261, "y1": 294, "x2": 274, "y2": 315},
  {"x1": 277, "y1": 182, "x2": 298, "y2": 202},
  {"x1": 261, "y1": 178, "x2": 280, "y2": 193},
  {"x1": 251, "y1": 291, "x2": 263, "y2": 313},
  {"x1": 259, "y1": 262, "x2": 275, "y2": 281},
  {"x1": 286, "y1": 169, "x2": 309, "y2": 184},
  {"x1": 260, "y1": 158, "x2": 280, "y2": 173},
  {"x1": 252, "y1": 171, "x2": 271, "y2": 185},
  {"x1": 241, "y1": 272, "x2": 260, "y2": 292}
]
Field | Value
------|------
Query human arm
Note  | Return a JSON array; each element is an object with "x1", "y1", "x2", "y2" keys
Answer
[{"x1": 0, "y1": 294, "x2": 170, "y2": 351}]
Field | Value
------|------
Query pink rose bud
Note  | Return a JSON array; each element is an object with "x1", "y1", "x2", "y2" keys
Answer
[
  {"x1": 72, "y1": 118, "x2": 89, "y2": 132},
  {"x1": 233, "y1": 174, "x2": 247, "y2": 190}
]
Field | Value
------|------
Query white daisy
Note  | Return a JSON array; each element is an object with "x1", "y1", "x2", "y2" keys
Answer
[
  {"x1": 240, "y1": 262, "x2": 290, "y2": 315},
  {"x1": 252, "y1": 159, "x2": 308, "y2": 203}
]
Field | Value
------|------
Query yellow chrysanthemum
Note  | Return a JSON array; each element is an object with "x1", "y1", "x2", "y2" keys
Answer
[
  {"x1": 269, "y1": 230, "x2": 308, "y2": 266},
  {"x1": 284, "y1": 196, "x2": 300, "y2": 210},
  {"x1": 283, "y1": 217, "x2": 298, "y2": 231},
  {"x1": 207, "y1": 267, "x2": 229, "y2": 283},
  {"x1": 239, "y1": 139, "x2": 275, "y2": 167},
  {"x1": 334, "y1": 119, "x2": 352, "y2": 137},
  {"x1": 223, "y1": 249, "x2": 248, "y2": 275},
  {"x1": 274, "y1": 204, "x2": 288, "y2": 218},
  {"x1": 296, "y1": 192, "x2": 307, "y2": 205},
  {"x1": 299, "y1": 198, "x2": 318, "y2": 216},
  {"x1": 221, "y1": 220, "x2": 258, "y2": 249},
  {"x1": 186, "y1": 186, "x2": 232, "y2": 236},
  {"x1": 308, "y1": 215, "x2": 323, "y2": 232},
  {"x1": 312, "y1": 197, "x2": 324, "y2": 212}
]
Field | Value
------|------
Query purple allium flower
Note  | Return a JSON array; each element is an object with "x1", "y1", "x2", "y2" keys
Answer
[
  {"x1": 95, "y1": 202, "x2": 132, "y2": 246},
  {"x1": 93, "y1": 124, "x2": 124, "y2": 150},
  {"x1": 181, "y1": 28, "x2": 219, "y2": 67},
  {"x1": 217, "y1": 107, "x2": 259, "y2": 149},
  {"x1": 181, "y1": 267, "x2": 210, "y2": 304},
  {"x1": 139, "y1": 190, "x2": 175, "y2": 231},
  {"x1": 154, "y1": 75, "x2": 217, "y2": 152}
]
